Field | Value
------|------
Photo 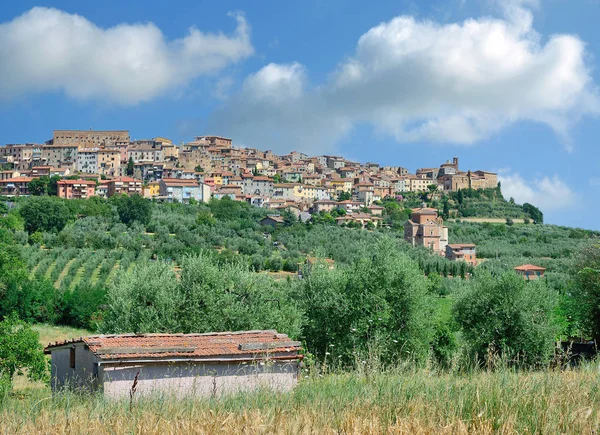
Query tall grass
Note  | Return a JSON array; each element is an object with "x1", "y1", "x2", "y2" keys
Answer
[{"x1": 3, "y1": 363, "x2": 600, "y2": 434}]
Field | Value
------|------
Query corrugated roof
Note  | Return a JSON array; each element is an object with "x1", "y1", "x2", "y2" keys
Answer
[{"x1": 45, "y1": 330, "x2": 301, "y2": 361}]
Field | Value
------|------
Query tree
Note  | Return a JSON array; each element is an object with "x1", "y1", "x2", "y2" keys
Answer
[
  {"x1": 101, "y1": 261, "x2": 182, "y2": 333},
  {"x1": 47, "y1": 175, "x2": 61, "y2": 196},
  {"x1": 506, "y1": 217, "x2": 514, "y2": 226},
  {"x1": 19, "y1": 196, "x2": 73, "y2": 233},
  {"x1": 194, "y1": 165, "x2": 204, "y2": 173},
  {"x1": 427, "y1": 184, "x2": 438, "y2": 198},
  {"x1": 337, "y1": 191, "x2": 351, "y2": 202},
  {"x1": 523, "y1": 203, "x2": 543, "y2": 224},
  {"x1": 571, "y1": 245, "x2": 600, "y2": 341},
  {"x1": 457, "y1": 189, "x2": 464, "y2": 205},
  {"x1": 442, "y1": 199, "x2": 450, "y2": 220},
  {"x1": 0, "y1": 316, "x2": 47, "y2": 395},
  {"x1": 27, "y1": 177, "x2": 49, "y2": 196},
  {"x1": 272, "y1": 174, "x2": 281, "y2": 184},
  {"x1": 295, "y1": 240, "x2": 435, "y2": 364},
  {"x1": 454, "y1": 271, "x2": 559, "y2": 366},
  {"x1": 115, "y1": 194, "x2": 152, "y2": 227},
  {"x1": 126, "y1": 157, "x2": 135, "y2": 176}
]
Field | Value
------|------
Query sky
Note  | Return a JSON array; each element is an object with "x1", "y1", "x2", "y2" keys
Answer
[{"x1": 0, "y1": 0, "x2": 599, "y2": 229}]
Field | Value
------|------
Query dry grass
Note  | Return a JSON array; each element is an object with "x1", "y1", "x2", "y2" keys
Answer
[{"x1": 3, "y1": 364, "x2": 600, "y2": 434}]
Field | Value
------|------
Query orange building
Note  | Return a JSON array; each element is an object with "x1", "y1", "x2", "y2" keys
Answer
[
  {"x1": 445, "y1": 244, "x2": 477, "y2": 266},
  {"x1": 57, "y1": 179, "x2": 97, "y2": 199},
  {"x1": 404, "y1": 207, "x2": 448, "y2": 255}
]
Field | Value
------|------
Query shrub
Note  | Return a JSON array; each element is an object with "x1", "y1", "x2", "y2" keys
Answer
[{"x1": 454, "y1": 271, "x2": 559, "y2": 366}]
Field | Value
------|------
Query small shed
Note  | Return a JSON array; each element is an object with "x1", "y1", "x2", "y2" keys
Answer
[
  {"x1": 514, "y1": 264, "x2": 546, "y2": 280},
  {"x1": 45, "y1": 330, "x2": 302, "y2": 399}
]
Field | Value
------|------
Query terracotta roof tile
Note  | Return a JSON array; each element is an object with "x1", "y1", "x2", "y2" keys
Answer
[{"x1": 45, "y1": 330, "x2": 301, "y2": 361}]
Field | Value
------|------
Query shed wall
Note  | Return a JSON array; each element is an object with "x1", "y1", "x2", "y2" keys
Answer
[{"x1": 101, "y1": 361, "x2": 298, "y2": 399}]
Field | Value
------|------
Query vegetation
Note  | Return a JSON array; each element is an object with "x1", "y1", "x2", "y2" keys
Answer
[{"x1": 4, "y1": 363, "x2": 600, "y2": 433}]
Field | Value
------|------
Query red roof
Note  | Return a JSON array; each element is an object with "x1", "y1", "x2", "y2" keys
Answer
[
  {"x1": 45, "y1": 330, "x2": 301, "y2": 361},
  {"x1": 161, "y1": 178, "x2": 199, "y2": 186},
  {"x1": 108, "y1": 176, "x2": 140, "y2": 183},
  {"x1": 0, "y1": 176, "x2": 33, "y2": 183},
  {"x1": 57, "y1": 179, "x2": 96, "y2": 186},
  {"x1": 447, "y1": 244, "x2": 476, "y2": 249},
  {"x1": 514, "y1": 264, "x2": 546, "y2": 271}
]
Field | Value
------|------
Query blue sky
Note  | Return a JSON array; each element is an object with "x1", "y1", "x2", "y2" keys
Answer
[{"x1": 0, "y1": 0, "x2": 599, "y2": 229}]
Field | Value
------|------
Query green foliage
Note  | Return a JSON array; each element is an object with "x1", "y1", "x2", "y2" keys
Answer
[
  {"x1": 126, "y1": 157, "x2": 134, "y2": 176},
  {"x1": 294, "y1": 241, "x2": 435, "y2": 364},
  {"x1": 454, "y1": 272, "x2": 559, "y2": 366},
  {"x1": 19, "y1": 196, "x2": 73, "y2": 233},
  {"x1": 337, "y1": 192, "x2": 351, "y2": 202},
  {"x1": 570, "y1": 245, "x2": 600, "y2": 340},
  {"x1": 61, "y1": 283, "x2": 107, "y2": 330},
  {"x1": 0, "y1": 315, "x2": 47, "y2": 394},
  {"x1": 101, "y1": 254, "x2": 303, "y2": 337},
  {"x1": 101, "y1": 261, "x2": 180, "y2": 333},
  {"x1": 523, "y1": 203, "x2": 543, "y2": 223},
  {"x1": 114, "y1": 194, "x2": 152, "y2": 227}
]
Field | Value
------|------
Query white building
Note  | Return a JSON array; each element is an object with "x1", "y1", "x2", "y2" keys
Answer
[
  {"x1": 77, "y1": 149, "x2": 99, "y2": 174},
  {"x1": 45, "y1": 331, "x2": 301, "y2": 399},
  {"x1": 159, "y1": 178, "x2": 211, "y2": 203}
]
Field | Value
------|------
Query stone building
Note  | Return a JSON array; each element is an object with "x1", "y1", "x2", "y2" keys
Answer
[
  {"x1": 404, "y1": 207, "x2": 449, "y2": 255},
  {"x1": 50, "y1": 130, "x2": 130, "y2": 148}
]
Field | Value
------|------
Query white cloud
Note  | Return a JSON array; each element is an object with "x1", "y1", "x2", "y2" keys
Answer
[
  {"x1": 499, "y1": 172, "x2": 576, "y2": 211},
  {"x1": 209, "y1": 3, "x2": 598, "y2": 153},
  {"x1": 0, "y1": 7, "x2": 253, "y2": 104}
]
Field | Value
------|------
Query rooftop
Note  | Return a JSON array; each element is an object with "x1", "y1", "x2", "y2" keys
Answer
[{"x1": 45, "y1": 330, "x2": 301, "y2": 361}]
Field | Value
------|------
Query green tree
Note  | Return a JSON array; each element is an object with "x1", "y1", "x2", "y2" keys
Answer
[
  {"x1": 457, "y1": 189, "x2": 464, "y2": 205},
  {"x1": 295, "y1": 241, "x2": 435, "y2": 364},
  {"x1": 101, "y1": 261, "x2": 181, "y2": 333},
  {"x1": 571, "y1": 245, "x2": 600, "y2": 341},
  {"x1": 194, "y1": 165, "x2": 204, "y2": 173},
  {"x1": 337, "y1": 191, "x2": 351, "y2": 202},
  {"x1": 47, "y1": 175, "x2": 61, "y2": 196},
  {"x1": 454, "y1": 271, "x2": 559, "y2": 366},
  {"x1": 114, "y1": 194, "x2": 152, "y2": 227},
  {"x1": 126, "y1": 157, "x2": 135, "y2": 176},
  {"x1": 523, "y1": 203, "x2": 543, "y2": 224},
  {"x1": 28, "y1": 177, "x2": 49, "y2": 196},
  {"x1": 0, "y1": 316, "x2": 47, "y2": 396},
  {"x1": 19, "y1": 197, "x2": 73, "y2": 233},
  {"x1": 442, "y1": 199, "x2": 450, "y2": 220},
  {"x1": 272, "y1": 174, "x2": 281, "y2": 184}
]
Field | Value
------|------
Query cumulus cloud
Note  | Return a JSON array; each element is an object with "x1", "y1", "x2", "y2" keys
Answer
[
  {"x1": 0, "y1": 7, "x2": 253, "y2": 104},
  {"x1": 209, "y1": 3, "x2": 598, "y2": 153},
  {"x1": 499, "y1": 172, "x2": 576, "y2": 211}
]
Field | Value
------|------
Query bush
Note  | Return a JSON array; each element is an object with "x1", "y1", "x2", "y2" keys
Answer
[
  {"x1": 454, "y1": 271, "x2": 559, "y2": 366},
  {"x1": 19, "y1": 197, "x2": 73, "y2": 233}
]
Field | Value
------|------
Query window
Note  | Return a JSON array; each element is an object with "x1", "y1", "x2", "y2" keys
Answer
[{"x1": 70, "y1": 347, "x2": 76, "y2": 369}]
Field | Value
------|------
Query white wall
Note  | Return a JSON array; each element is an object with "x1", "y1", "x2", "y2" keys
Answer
[{"x1": 101, "y1": 360, "x2": 298, "y2": 399}]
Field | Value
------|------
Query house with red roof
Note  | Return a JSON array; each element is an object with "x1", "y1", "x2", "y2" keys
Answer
[
  {"x1": 45, "y1": 330, "x2": 302, "y2": 399},
  {"x1": 514, "y1": 264, "x2": 546, "y2": 280}
]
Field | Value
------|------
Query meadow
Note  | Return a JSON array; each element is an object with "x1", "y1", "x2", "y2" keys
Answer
[{"x1": 5, "y1": 363, "x2": 600, "y2": 434}]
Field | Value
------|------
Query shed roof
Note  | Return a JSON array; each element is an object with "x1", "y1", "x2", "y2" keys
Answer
[
  {"x1": 45, "y1": 330, "x2": 301, "y2": 361},
  {"x1": 514, "y1": 264, "x2": 546, "y2": 271}
]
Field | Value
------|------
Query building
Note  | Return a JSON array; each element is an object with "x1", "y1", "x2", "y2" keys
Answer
[
  {"x1": 50, "y1": 130, "x2": 129, "y2": 148},
  {"x1": 57, "y1": 179, "x2": 97, "y2": 199},
  {"x1": 260, "y1": 215, "x2": 285, "y2": 226},
  {"x1": 404, "y1": 207, "x2": 449, "y2": 255},
  {"x1": 159, "y1": 178, "x2": 210, "y2": 203},
  {"x1": 0, "y1": 176, "x2": 32, "y2": 196},
  {"x1": 45, "y1": 331, "x2": 301, "y2": 399},
  {"x1": 445, "y1": 244, "x2": 477, "y2": 266},
  {"x1": 514, "y1": 264, "x2": 546, "y2": 280},
  {"x1": 106, "y1": 177, "x2": 142, "y2": 197}
]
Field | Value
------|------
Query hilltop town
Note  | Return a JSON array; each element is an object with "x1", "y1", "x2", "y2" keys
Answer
[{"x1": 0, "y1": 129, "x2": 498, "y2": 204}]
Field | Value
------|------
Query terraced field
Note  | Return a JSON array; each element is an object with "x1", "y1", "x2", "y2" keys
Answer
[{"x1": 22, "y1": 246, "x2": 148, "y2": 290}]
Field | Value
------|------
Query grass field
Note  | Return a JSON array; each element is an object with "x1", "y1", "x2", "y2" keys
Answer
[
  {"x1": 4, "y1": 364, "x2": 600, "y2": 434},
  {"x1": 6, "y1": 327, "x2": 600, "y2": 435}
]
